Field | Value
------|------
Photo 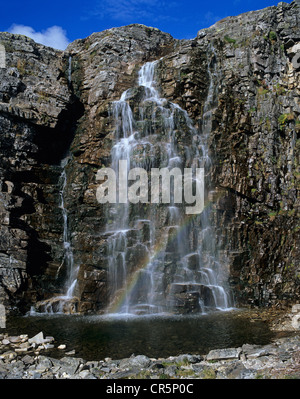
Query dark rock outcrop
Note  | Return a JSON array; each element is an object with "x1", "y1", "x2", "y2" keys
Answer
[{"x1": 0, "y1": 2, "x2": 299, "y2": 313}]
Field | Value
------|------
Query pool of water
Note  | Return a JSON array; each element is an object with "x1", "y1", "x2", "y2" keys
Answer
[{"x1": 5, "y1": 309, "x2": 276, "y2": 361}]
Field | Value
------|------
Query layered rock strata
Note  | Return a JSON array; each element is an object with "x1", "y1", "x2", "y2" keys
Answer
[{"x1": 0, "y1": 1, "x2": 299, "y2": 313}]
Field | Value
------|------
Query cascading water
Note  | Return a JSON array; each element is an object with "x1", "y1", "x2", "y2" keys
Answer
[
  {"x1": 105, "y1": 49, "x2": 232, "y2": 315},
  {"x1": 59, "y1": 156, "x2": 79, "y2": 299},
  {"x1": 68, "y1": 55, "x2": 72, "y2": 85},
  {"x1": 31, "y1": 156, "x2": 79, "y2": 314}
]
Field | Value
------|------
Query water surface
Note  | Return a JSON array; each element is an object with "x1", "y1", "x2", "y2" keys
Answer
[{"x1": 5, "y1": 309, "x2": 276, "y2": 361}]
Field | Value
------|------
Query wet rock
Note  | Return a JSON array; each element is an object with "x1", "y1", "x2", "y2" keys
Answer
[
  {"x1": 0, "y1": 2, "x2": 298, "y2": 314},
  {"x1": 271, "y1": 304, "x2": 300, "y2": 331}
]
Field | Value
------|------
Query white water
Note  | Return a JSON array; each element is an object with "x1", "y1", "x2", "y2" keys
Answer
[
  {"x1": 30, "y1": 156, "x2": 79, "y2": 314},
  {"x1": 106, "y1": 51, "x2": 232, "y2": 315},
  {"x1": 59, "y1": 156, "x2": 78, "y2": 299},
  {"x1": 30, "y1": 49, "x2": 232, "y2": 317},
  {"x1": 68, "y1": 56, "x2": 72, "y2": 84}
]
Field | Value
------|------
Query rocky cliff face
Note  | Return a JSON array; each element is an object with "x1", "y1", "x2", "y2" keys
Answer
[{"x1": 0, "y1": 1, "x2": 299, "y2": 314}]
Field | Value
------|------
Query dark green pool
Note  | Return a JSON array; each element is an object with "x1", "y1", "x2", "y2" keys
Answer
[{"x1": 5, "y1": 309, "x2": 276, "y2": 361}]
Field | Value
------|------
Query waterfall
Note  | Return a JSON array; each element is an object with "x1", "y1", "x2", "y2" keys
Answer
[
  {"x1": 59, "y1": 156, "x2": 78, "y2": 298},
  {"x1": 68, "y1": 55, "x2": 72, "y2": 84},
  {"x1": 30, "y1": 156, "x2": 79, "y2": 314},
  {"x1": 105, "y1": 50, "x2": 231, "y2": 315}
]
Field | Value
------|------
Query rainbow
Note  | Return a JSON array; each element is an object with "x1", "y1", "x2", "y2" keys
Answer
[{"x1": 107, "y1": 191, "x2": 223, "y2": 314}]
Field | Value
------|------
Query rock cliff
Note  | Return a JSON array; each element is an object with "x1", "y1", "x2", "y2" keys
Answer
[{"x1": 0, "y1": 1, "x2": 299, "y2": 314}]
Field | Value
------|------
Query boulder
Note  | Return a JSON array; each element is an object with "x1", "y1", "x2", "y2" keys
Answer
[
  {"x1": 28, "y1": 332, "x2": 45, "y2": 345},
  {"x1": 206, "y1": 347, "x2": 242, "y2": 361}
]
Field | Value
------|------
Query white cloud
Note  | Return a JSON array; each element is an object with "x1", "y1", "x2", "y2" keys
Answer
[{"x1": 9, "y1": 24, "x2": 70, "y2": 50}]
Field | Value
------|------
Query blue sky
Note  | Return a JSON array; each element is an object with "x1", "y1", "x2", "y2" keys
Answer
[{"x1": 1, "y1": 0, "x2": 281, "y2": 49}]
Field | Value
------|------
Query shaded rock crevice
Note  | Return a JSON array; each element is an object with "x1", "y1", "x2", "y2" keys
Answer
[{"x1": 0, "y1": 34, "x2": 85, "y2": 311}]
